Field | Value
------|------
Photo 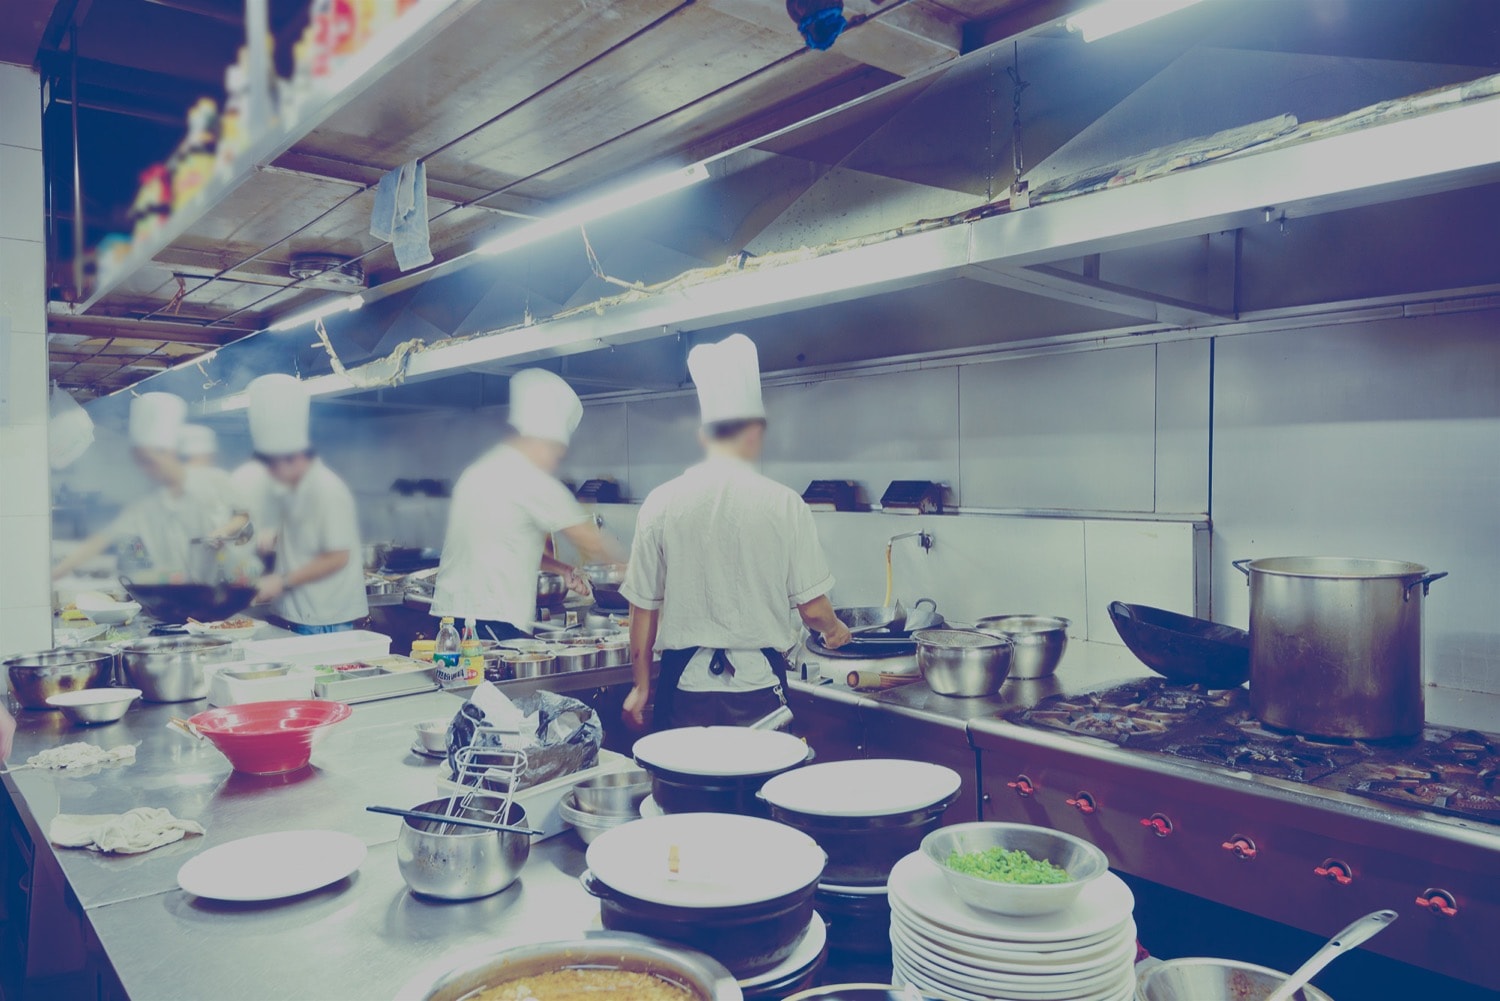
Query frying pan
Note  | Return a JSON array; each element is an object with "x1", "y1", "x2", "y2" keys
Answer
[
  {"x1": 1108, "y1": 601, "x2": 1250, "y2": 689},
  {"x1": 120, "y1": 577, "x2": 258, "y2": 625}
]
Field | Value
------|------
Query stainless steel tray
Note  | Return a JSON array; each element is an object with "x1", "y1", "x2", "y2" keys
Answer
[{"x1": 313, "y1": 664, "x2": 439, "y2": 703}]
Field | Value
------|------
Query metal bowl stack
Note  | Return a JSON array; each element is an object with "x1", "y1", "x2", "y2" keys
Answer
[
  {"x1": 911, "y1": 629, "x2": 1012, "y2": 697},
  {"x1": 559, "y1": 768, "x2": 651, "y2": 844}
]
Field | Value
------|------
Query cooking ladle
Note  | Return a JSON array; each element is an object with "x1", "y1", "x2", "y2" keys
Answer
[{"x1": 1264, "y1": 909, "x2": 1398, "y2": 1001}]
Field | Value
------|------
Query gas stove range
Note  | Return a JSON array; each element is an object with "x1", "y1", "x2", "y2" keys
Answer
[{"x1": 1009, "y1": 679, "x2": 1500, "y2": 824}]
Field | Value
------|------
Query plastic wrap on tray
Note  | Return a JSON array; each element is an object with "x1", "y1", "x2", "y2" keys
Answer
[{"x1": 447, "y1": 689, "x2": 602, "y2": 787}]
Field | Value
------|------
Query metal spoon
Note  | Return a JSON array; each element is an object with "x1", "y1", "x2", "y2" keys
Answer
[{"x1": 1265, "y1": 909, "x2": 1398, "y2": 1001}]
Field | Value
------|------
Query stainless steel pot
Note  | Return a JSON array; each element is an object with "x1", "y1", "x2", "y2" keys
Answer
[
  {"x1": 396, "y1": 796, "x2": 530, "y2": 900},
  {"x1": 4, "y1": 648, "x2": 115, "y2": 710},
  {"x1": 597, "y1": 641, "x2": 630, "y2": 668},
  {"x1": 975, "y1": 615, "x2": 1069, "y2": 679},
  {"x1": 1235, "y1": 557, "x2": 1446, "y2": 740},
  {"x1": 118, "y1": 635, "x2": 235, "y2": 703},
  {"x1": 393, "y1": 932, "x2": 742, "y2": 1001},
  {"x1": 552, "y1": 646, "x2": 602, "y2": 672},
  {"x1": 912, "y1": 629, "x2": 1012, "y2": 697}
]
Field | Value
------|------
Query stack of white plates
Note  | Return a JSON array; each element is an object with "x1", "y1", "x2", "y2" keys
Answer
[{"x1": 887, "y1": 853, "x2": 1137, "y2": 1001}]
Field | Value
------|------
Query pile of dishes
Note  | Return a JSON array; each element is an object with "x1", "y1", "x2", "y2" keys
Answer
[
  {"x1": 888, "y1": 825, "x2": 1136, "y2": 1001},
  {"x1": 559, "y1": 768, "x2": 651, "y2": 844}
]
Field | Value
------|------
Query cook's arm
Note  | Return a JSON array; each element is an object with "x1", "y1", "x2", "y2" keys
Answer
[
  {"x1": 798, "y1": 594, "x2": 851, "y2": 649},
  {"x1": 255, "y1": 549, "x2": 349, "y2": 603},
  {"x1": 51, "y1": 531, "x2": 112, "y2": 581},
  {"x1": 624, "y1": 604, "x2": 659, "y2": 729},
  {"x1": 559, "y1": 521, "x2": 626, "y2": 565}
]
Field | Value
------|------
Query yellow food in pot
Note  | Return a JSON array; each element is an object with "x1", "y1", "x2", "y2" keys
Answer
[{"x1": 471, "y1": 969, "x2": 693, "y2": 1000}]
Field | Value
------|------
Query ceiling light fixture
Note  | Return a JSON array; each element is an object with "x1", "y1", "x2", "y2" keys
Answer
[
  {"x1": 478, "y1": 163, "x2": 710, "y2": 257},
  {"x1": 267, "y1": 293, "x2": 364, "y2": 332},
  {"x1": 1065, "y1": 0, "x2": 1205, "y2": 42}
]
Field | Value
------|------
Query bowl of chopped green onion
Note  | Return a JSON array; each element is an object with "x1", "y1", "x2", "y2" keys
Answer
[{"x1": 920, "y1": 822, "x2": 1108, "y2": 916}]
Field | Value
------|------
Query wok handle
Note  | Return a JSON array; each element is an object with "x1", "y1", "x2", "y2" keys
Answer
[
  {"x1": 1404, "y1": 572, "x2": 1448, "y2": 601},
  {"x1": 579, "y1": 870, "x2": 611, "y2": 900},
  {"x1": 913, "y1": 597, "x2": 937, "y2": 612}
]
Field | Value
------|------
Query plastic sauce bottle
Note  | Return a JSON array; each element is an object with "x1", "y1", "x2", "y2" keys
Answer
[
  {"x1": 434, "y1": 616, "x2": 463, "y2": 687},
  {"x1": 458, "y1": 620, "x2": 484, "y2": 685}
]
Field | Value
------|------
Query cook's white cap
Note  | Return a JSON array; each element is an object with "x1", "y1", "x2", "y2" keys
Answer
[
  {"x1": 128, "y1": 392, "x2": 187, "y2": 451},
  {"x1": 247, "y1": 374, "x2": 311, "y2": 455},
  {"x1": 688, "y1": 333, "x2": 765, "y2": 426},
  {"x1": 177, "y1": 423, "x2": 217, "y2": 458},
  {"x1": 509, "y1": 369, "x2": 583, "y2": 446}
]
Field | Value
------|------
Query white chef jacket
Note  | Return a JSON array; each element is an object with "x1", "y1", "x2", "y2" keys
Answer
[
  {"x1": 273, "y1": 460, "x2": 368, "y2": 626},
  {"x1": 621, "y1": 455, "x2": 835, "y2": 692},
  {"x1": 431, "y1": 444, "x2": 588, "y2": 631},
  {"x1": 109, "y1": 465, "x2": 236, "y2": 579}
]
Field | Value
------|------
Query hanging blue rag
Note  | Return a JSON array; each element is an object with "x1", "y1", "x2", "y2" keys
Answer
[{"x1": 370, "y1": 159, "x2": 433, "y2": 271}]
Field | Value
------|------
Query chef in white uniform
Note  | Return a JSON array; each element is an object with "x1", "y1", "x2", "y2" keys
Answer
[
  {"x1": 52, "y1": 393, "x2": 235, "y2": 581},
  {"x1": 621, "y1": 334, "x2": 851, "y2": 730},
  {"x1": 246, "y1": 374, "x2": 368, "y2": 633},
  {"x1": 432, "y1": 369, "x2": 621, "y2": 639}
]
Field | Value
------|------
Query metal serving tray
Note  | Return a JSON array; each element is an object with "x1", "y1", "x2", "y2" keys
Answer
[{"x1": 313, "y1": 663, "x2": 439, "y2": 704}]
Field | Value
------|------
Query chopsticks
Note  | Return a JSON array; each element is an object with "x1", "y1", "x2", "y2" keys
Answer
[
  {"x1": 365, "y1": 805, "x2": 543, "y2": 837},
  {"x1": 166, "y1": 717, "x2": 203, "y2": 739}
]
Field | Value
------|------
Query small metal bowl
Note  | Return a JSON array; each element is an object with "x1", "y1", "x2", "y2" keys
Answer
[
  {"x1": 46, "y1": 688, "x2": 141, "y2": 726},
  {"x1": 501, "y1": 652, "x2": 555, "y2": 679},
  {"x1": 553, "y1": 647, "x2": 602, "y2": 672},
  {"x1": 414, "y1": 718, "x2": 450, "y2": 754},
  {"x1": 573, "y1": 768, "x2": 652, "y2": 816},
  {"x1": 559, "y1": 792, "x2": 639, "y2": 844},
  {"x1": 921, "y1": 821, "x2": 1107, "y2": 916}
]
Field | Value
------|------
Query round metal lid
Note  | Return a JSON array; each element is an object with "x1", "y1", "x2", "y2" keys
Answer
[
  {"x1": 634, "y1": 726, "x2": 809, "y2": 778},
  {"x1": 760, "y1": 759, "x2": 962, "y2": 818}
]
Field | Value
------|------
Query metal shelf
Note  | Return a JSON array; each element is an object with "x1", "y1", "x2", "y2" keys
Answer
[{"x1": 68, "y1": 0, "x2": 480, "y2": 317}]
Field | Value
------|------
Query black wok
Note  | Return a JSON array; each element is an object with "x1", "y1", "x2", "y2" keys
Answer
[
  {"x1": 120, "y1": 577, "x2": 258, "y2": 624},
  {"x1": 1108, "y1": 601, "x2": 1250, "y2": 689}
]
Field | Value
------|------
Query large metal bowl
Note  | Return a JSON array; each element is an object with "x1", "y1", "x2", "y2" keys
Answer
[
  {"x1": 47, "y1": 688, "x2": 141, "y2": 725},
  {"x1": 921, "y1": 821, "x2": 1108, "y2": 916},
  {"x1": 393, "y1": 932, "x2": 742, "y2": 1001},
  {"x1": 1136, "y1": 957, "x2": 1334, "y2": 1001},
  {"x1": 912, "y1": 629, "x2": 1012, "y2": 697},
  {"x1": 975, "y1": 615, "x2": 1069, "y2": 679},
  {"x1": 559, "y1": 792, "x2": 639, "y2": 844},
  {"x1": 396, "y1": 796, "x2": 531, "y2": 901},
  {"x1": 4, "y1": 648, "x2": 115, "y2": 710},
  {"x1": 573, "y1": 768, "x2": 652, "y2": 815},
  {"x1": 119, "y1": 635, "x2": 234, "y2": 703}
]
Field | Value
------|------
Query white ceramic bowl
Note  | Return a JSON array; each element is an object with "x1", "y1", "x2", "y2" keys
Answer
[
  {"x1": 47, "y1": 688, "x2": 142, "y2": 725},
  {"x1": 921, "y1": 822, "x2": 1108, "y2": 917}
]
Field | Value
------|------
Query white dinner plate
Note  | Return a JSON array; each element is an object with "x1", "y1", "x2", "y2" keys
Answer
[
  {"x1": 891, "y1": 904, "x2": 1134, "y2": 965},
  {"x1": 891, "y1": 919, "x2": 1137, "y2": 980},
  {"x1": 892, "y1": 928, "x2": 1134, "y2": 1000},
  {"x1": 177, "y1": 830, "x2": 367, "y2": 901},
  {"x1": 894, "y1": 956, "x2": 1133, "y2": 1001},
  {"x1": 888, "y1": 852, "x2": 1134, "y2": 942}
]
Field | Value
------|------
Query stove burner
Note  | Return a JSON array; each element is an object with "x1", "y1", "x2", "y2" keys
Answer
[
  {"x1": 1170, "y1": 732, "x2": 1366, "y2": 783},
  {"x1": 804, "y1": 635, "x2": 915, "y2": 659}
]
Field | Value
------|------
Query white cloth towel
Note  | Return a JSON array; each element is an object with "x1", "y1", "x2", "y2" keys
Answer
[{"x1": 50, "y1": 807, "x2": 205, "y2": 854}]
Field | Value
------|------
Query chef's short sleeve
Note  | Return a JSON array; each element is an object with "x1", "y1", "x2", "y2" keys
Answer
[
  {"x1": 620, "y1": 497, "x2": 666, "y2": 611},
  {"x1": 785, "y1": 499, "x2": 835, "y2": 607},
  {"x1": 518, "y1": 471, "x2": 589, "y2": 534}
]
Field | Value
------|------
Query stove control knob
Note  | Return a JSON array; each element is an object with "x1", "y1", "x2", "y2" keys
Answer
[
  {"x1": 1221, "y1": 835, "x2": 1258, "y2": 861},
  {"x1": 1066, "y1": 792, "x2": 1098, "y2": 815},
  {"x1": 1005, "y1": 775, "x2": 1035, "y2": 798},
  {"x1": 1415, "y1": 889, "x2": 1459, "y2": 917},
  {"x1": 1139, "y1": 813, "x2": 1173, "y2": 837},
  {"x1": 1314, "y1": 859, "x2": 1353, "y2": 885}
]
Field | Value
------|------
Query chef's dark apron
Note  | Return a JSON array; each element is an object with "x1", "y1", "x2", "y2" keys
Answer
[
  {"x1": 654, "y1": 647, "x2": 790, "y2": 730},
  {"x1": 469, "y1": 619, "x2": 531, "y2": 642}
]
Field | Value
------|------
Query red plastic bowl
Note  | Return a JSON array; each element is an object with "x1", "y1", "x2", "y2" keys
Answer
[{"x1": 187, "y1": 700, "x2": 352, "y2": 775}]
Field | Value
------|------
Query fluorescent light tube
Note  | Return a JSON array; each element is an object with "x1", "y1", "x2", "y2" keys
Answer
[
  {"x1": 267, "y1": 293, "x2": 364, "y2": 332},
  {"x1": 1066, "y1": 0, "x2": 1205, "y2": 42},
  {"x1": 479, "y1": 162, "x2": 710, "y2": 257}
]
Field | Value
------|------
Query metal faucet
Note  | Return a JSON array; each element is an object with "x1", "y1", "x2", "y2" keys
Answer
[{"x1": 889, "y1": 530, "x2": 934, "y2": 553}]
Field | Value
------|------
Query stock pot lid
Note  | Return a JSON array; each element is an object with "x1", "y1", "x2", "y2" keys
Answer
[
  {"x1": 760, "y1": 759, "x2": 961, "y2": 817},
  {"x1": 586, "y1": 813, "x2": 826, "y2": 908},
  {"x1": 634, "y1": 726, "x2": 808, "y2": 778}
]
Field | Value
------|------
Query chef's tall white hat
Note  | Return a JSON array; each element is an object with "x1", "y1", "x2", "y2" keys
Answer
[
  {"x1": 688, "y1": 333, "x2": 765, "y2": 426},
  {"x1": 509, "y1": 369, "x2": 583, "y2": 446},
  {"x1": 178, "y1": 423, "x2": 217, "y2": 458},
  {"x1": 128, "y1": 392, "x2": 187, "y2": 451},
  {"x1": 248, "y1": 374, "x2": 311, "y2": 455}
]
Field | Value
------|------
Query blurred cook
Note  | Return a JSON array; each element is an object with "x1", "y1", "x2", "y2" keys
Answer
[
  {"x1": 52, "y1": 393, "x2": 234, "y2": 581},
  {"x1": 246, "y1": 374, "x2": 367, "y2": 634},
  {"x1": 432, "y1": 369, "x2": 621, "y2": 640},
  {"x1": 177, "y1": 424, "x2": 219, "y2": 469},
  {"x1": 621, "y1": 334, "x2": 851, "y2": 730}
]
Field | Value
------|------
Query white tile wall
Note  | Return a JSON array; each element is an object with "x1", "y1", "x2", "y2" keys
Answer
[
  {"x1": 1083, "y1": 520, "x2": 1202, "y2": 644},
  {"x1": 0, "y1": 62, "x2": 51, "y2": 664}
]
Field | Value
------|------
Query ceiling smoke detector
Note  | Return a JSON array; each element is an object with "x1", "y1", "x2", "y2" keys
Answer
[{"x1": 288, "y1": 253, "x2": 366, "y2": 287}]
